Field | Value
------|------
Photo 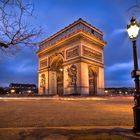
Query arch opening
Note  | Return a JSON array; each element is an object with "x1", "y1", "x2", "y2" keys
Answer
[
  {"x1": 49, "y1": 55, "x2": 63, "y2": 96},
  {"x1": 88, "y1": 67, "x2": 97, "y2": 96}
]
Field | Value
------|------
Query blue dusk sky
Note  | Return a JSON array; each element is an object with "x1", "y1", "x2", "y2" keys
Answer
[{"x1": 0, "y1": 0, "x2": 140, "y2": 87}]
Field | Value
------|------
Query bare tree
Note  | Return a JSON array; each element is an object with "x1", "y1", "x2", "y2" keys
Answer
[{"x1": 0, "y1": 0, "x2": 41, "y2": 52}]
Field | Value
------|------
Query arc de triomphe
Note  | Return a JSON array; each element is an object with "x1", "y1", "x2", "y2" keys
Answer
[{"x1": 37, "y1": 18, "x2": 106, "y2": 96}]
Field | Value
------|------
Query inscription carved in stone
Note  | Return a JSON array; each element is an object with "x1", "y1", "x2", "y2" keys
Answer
[
  {"x1": 66, "y1": 46, "x2": 79, "y2": 59},
  {"x1": 83, "y1": 46, "x2": 102, "y2": 62}
]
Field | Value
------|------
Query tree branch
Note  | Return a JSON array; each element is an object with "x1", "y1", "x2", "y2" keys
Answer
[{"x1": 0, "y1": 0, "x2": 42, "y2": 52}]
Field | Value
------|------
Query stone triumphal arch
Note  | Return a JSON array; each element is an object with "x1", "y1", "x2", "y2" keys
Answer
[{"x1": 37, "y1": 18, "x2": 106, "y2": 96}]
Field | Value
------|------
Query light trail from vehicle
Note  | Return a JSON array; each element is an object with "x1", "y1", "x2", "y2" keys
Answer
[{"x1": 0, "y1": 96, "x2": 108, "y2": 101}]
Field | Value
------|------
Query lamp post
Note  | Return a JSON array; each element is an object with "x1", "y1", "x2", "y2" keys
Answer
[{"x1": 127, "y1": 17, "x2": 140, "y2": 133}]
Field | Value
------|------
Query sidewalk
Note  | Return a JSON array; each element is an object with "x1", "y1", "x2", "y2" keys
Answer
[{"x1": 0, "y1": 126, "x2": 139, "y2": 140}]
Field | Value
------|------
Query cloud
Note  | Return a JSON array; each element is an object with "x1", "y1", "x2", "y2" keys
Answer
[
  {"x1": 106, "y1": 61, "x2": 133, "y2": 72},
  {"x1": 0, "y1": 47, "x2": 38, "y2": 87},
  {"x1": 105, "y1": 61, "x2": 135, "y2": 87}
]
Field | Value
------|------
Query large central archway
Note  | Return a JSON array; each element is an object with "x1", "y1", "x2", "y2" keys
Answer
[
  {"x1": 49, "y1": 54, "x2": 63, "y2": 96},
  {"x1": 88, "y1": 67, "x2": 97, "y2": 96}
]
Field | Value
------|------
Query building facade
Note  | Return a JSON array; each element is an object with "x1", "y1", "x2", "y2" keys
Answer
[
  {"x1": 9, "y1": 83, "x2": 37, "y2": 94},
  {"x1": 37, "y1": 18, "x2": 106, "y2": 96}
]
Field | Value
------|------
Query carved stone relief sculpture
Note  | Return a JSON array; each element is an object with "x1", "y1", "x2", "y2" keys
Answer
[
  {"x1": 67, "y1": 65, "x2": 77, "y2": 87},
  {"x1": 40, "y1": 74, "x2": 46, "y2": 93}
]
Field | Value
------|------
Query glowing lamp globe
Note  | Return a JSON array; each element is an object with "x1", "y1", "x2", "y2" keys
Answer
[{"x1": 127, "y1": 17, "x2": 140, "y2": 40}]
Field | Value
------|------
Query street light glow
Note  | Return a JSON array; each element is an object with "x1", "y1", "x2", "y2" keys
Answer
[
  {"x1": 104, "y1": 90, "x2": 108, "y2": 93},
  {"x1": 11, "y1": 89, "x2": 15, "y2": 93},
  {"x1": 59, "y1": 68, "x2": 63, "y2": 72},
  {"x1": 127, "y1": 25, "x2": 140, "y2": 39},
  {"x1": 27, "y1": 90, "x2": 32, "y2": 93},
  {"x1": 127, "y1": 17, "x2": 140, "y2": 40}
]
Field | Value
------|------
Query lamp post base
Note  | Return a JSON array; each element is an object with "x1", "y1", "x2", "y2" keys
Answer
[{"x1": 133, "y1": 105, "x2": 140, "y2": 133}]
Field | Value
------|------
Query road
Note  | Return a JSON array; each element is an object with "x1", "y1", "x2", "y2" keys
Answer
[{"x1": 0, "y1": 96, "x2": 137, "y2": 140}]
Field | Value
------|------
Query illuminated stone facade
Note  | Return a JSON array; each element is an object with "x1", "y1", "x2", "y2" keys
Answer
[{"x1": 37, "y1": 18, "x2": 106, "y2": 96}]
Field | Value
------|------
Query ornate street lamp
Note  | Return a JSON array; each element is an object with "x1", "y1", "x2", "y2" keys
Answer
[{"x1": 127, "y1": 17, "x2": 140, "y2": 133}]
